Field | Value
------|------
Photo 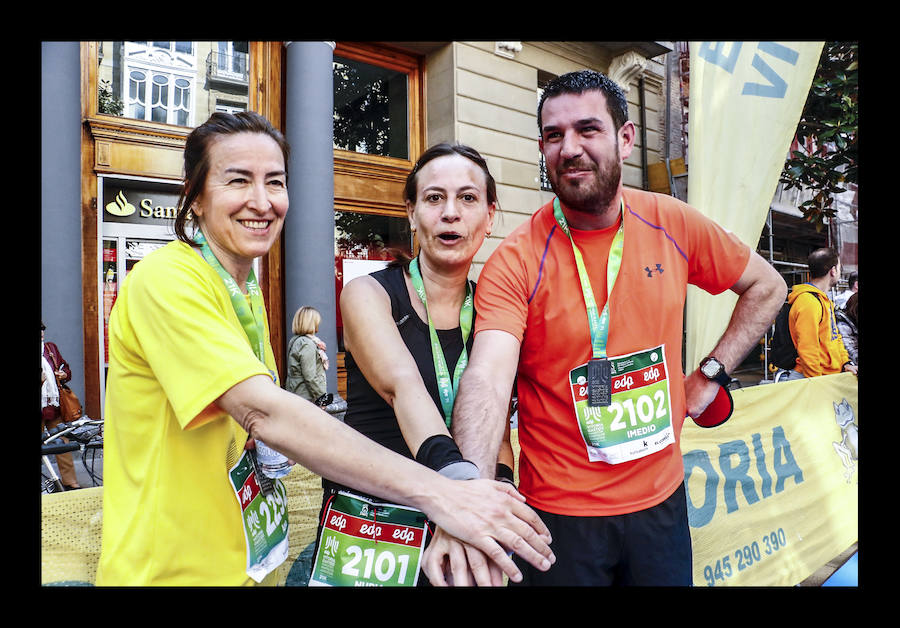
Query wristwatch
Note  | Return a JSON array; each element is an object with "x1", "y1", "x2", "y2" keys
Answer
[{"x1": 699, "y1": 356, "x2": 731, "y2": 387}]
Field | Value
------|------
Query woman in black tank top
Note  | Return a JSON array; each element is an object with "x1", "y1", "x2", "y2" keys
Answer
[{"x1": 312, "y1": 144, "x2": 516, "y2": 587}]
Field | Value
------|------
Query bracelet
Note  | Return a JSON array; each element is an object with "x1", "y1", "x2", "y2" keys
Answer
[{"x1": 495, "y1": 463, "x2": 515, "y2": 484}]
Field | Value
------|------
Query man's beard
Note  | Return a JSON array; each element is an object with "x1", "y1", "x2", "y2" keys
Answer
[{"x1": 549, "y1": 147, "x2": 621, "y2": 216}]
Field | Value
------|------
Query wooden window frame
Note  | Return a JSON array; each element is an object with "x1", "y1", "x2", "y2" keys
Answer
[
  {"x1": 332, "y1": 42, "x2": 424, "y2": 227},
  {"x1": 332, "y1": 42, "x2": 425, "y2": 398},
  {"x1": 333, "y1": 42, "x2": 425, "y2": 178}
]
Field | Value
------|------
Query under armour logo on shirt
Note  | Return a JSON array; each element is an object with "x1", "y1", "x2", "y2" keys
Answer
[{"x1": 644, "y1": 264, "x2": 664, "y2": 277}]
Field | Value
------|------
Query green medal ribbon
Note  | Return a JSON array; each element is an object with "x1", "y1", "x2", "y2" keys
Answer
[
  {"x1": 408, "y1": 256, "x2": 474, "y2": 428},
  {"x1": 193, "y1": 230, "x2": 272, "y2": 378},
  {"x1": 194, "y1": 230, "x2": 288, "y2": 579},
  {"x1": 552, "y1": 197, "x2": 625, "y2": 360}
]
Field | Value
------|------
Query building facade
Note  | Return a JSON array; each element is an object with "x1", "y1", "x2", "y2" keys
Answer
[{"x1": 42, "y1": 40, "x2": 677, "y2": 418}]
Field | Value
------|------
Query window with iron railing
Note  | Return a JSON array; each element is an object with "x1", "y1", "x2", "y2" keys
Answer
[{"x1": 208, "y1": 42, "x2": 249, "y2": 85}]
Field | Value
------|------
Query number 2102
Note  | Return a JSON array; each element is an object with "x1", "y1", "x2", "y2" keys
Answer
[{"x1": 609, "y1": 390, "x2": 667, "y2": 430}]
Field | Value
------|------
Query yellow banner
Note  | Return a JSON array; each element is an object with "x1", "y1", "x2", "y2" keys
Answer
[
  {"x1": 684, "y1": 41, "x2": 824, "y2": 372},
  {"x1": 682, "y1": 373, "x2": 858, "y2": 586}
]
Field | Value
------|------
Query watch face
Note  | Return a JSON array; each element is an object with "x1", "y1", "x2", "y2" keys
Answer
[{"x1": 701, "y1": 358, "x2": 721, "y2": 378}]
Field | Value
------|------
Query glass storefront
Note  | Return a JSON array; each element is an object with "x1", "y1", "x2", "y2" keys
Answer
[
  {"x1": 98, "y1": 176, "x2": 180, "y2": 412},
  {"x1": 333, "y1": 54, "x2": 409, "y2": 160},
  {"x1": 334, "y1": 211, "x2": 413, "y2": 350},
  {"x1": 101, "y1": 235, "x2": 168, "y2": 363}
]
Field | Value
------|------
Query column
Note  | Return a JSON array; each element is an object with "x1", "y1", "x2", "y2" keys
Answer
[
  {"x1": 42, "y1": 41, "x2": 85, "y2": 401},
  {"x1": 283, "y1": 42, "x2": 338, "y2": 392}
]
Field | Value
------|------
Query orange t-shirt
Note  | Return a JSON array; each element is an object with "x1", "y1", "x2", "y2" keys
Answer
[{"x1": 475, "y1": 189, "x2": 750, "y2": 516}]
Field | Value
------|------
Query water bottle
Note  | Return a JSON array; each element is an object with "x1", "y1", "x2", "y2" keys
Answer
[{"x1": 255, "y1": 439, "x2": 292, "y2": 479}]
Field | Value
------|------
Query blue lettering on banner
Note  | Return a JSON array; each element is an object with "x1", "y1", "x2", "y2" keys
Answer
[
  {"x1": 697, "y1": 42, "x2": 743, "y2": 73},
  {"x1": 751, "y1": 432, "x2": 773, "y2": 499},
  {"x1": 741, "y1": 42, "x2": 800, "y2": 98},
  {"x1": 683, "y1": 426, "x2": 804, "y2": 528},
  {"x1": 697, "y1": 41, "x2": 801, "y2": 100}
]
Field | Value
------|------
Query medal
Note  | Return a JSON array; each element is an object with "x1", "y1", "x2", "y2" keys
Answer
[{"x1": 587, "y1": 358, "x2": 612, "y2": 407}]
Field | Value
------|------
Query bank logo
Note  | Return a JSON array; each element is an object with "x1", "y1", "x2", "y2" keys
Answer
[
  {"x1": 832, "y1": 399, "x2": 858, "y2": 483},
  {"x1": 105, "y1": 190, "x2": 136, "y2": 217},
  {"x1": 644, "y1": 263, "x2": 664, "y2": 277}
]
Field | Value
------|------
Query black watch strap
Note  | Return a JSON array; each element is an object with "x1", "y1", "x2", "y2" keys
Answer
[
  {"x1": 711, "y1": 370, "x2": 731, "y2": 387},
  {"x1": 700, "y1": 356, "x2": 731, "y2": 387}
]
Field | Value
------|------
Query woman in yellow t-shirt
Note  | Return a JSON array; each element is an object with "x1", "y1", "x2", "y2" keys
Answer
[{"x1": 96, "y1": 111, "x2": 554, "y2": 586}]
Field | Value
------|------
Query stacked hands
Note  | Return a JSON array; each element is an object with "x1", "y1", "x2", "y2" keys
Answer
[
  {"x1": 421, "y1": 477, "x2": 555, "y2": 586},
  {"x1": 414, "y1": 433, "x2": 554, "y2": 585}
]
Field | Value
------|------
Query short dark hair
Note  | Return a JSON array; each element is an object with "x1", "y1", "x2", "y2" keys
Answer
[
  {"x1": 808, "y1": 248, "x2": 840, "y2": 280},
  {"x1": 174, "y1": 111, "x2": 291, "y2": 245},
  {"x1": 844, "y1": 292, "x2": 858, "y2": 323},
  {"x1": 847, "y1": 271, "x2": 858, "y2": 289},
  {"x1": 537, "y1": 69, "x2": 629, "y2": 134}
]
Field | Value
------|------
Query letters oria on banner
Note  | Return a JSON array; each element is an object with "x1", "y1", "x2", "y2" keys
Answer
[{"x1": 681, "y1": 373, "x2": 858, "y2": 587}]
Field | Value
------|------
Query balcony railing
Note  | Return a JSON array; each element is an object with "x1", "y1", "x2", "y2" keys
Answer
[{"x1": 207, "y1": 51, "x2": 249, "y2": 86}]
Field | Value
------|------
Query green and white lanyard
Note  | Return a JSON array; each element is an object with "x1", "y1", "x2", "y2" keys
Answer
[
  {"x1": 553, "y1": 197, "x2": 625, "y2": 406},
  {"x1": 408, "y1": 256, "x2": 474, "y2": 428},
  {"x1": 194, "y1": 230, "x2": 289, "y2": 582},
  {"x1": 193, "y1": 230, "x2": 269, "y2": 368}
]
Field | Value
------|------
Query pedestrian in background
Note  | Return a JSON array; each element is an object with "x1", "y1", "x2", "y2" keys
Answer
[
  {"x1": 782, "y1": 248, "x2": 857, "y2": 381},
  {"x1": 285, "y1": 306, "x2": 328, "y2": 404},
  {"x1": 834, "y1": 271, "x2": 857, "y2": 309},
  {"x1": 836, "y1": 292, "x2": 858, "y2": 366},
  {"x1": 41, "y1": 321, "x2": 81, "y2": 490}
]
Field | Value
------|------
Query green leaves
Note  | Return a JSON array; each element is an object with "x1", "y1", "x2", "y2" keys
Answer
[{"x1": 779, "y1": 42, "x2": 857, "y2": 230}]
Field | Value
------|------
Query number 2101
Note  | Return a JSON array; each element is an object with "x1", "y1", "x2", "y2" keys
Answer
[{"x1": 342, "y1": 546, "x2": 411, "y2": 584}]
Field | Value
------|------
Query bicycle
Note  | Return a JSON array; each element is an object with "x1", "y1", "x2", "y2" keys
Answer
[{"x1": 41, "y1": 417, "x2": 104, "y2": 494}]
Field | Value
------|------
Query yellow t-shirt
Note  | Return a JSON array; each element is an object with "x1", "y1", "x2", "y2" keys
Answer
[{"x1": 96, "y1": 240, "x2": 280, "y2": 586}]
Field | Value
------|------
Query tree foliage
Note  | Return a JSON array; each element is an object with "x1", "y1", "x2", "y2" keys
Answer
[
  {"x1": 98, "y1": 79, "x2": 124, "y2": 116},
  {"x1": 779, "y1": 42, "x2": 858, "y2": 232},
  {"x1": 333, "y1": 60, "x2": 392, "y2": 157}
]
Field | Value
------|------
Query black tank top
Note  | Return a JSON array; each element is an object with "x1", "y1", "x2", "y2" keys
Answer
[{"x1": 324, "y1": 264, "x2": 475, "y2": 499}]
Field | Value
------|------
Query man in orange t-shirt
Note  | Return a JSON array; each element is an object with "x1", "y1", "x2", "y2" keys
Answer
[{"x1": 444, "y1": 70, "x2": 786, "y2": 586}]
